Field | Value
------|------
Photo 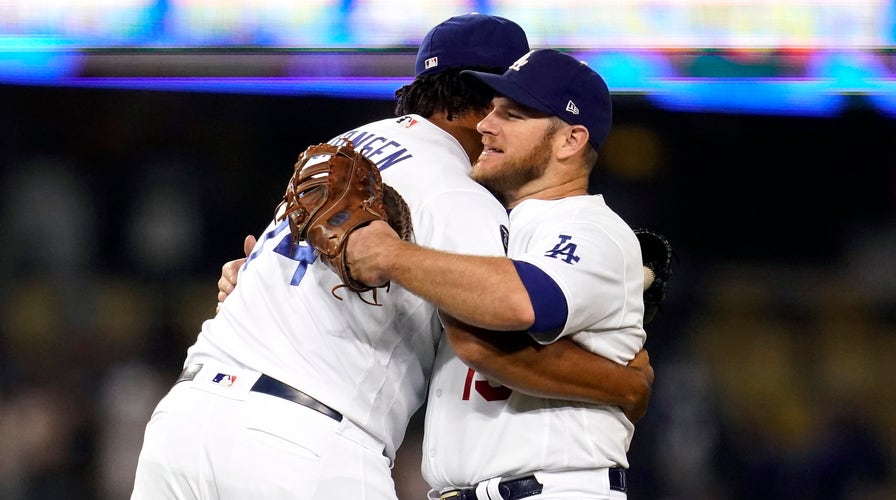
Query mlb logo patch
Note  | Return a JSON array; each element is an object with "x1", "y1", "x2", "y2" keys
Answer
[
  {"x1": 397, "y1": 116, "x2": 418, "y2": 128},
  {"x1": 424, "y1": 56, "x2": 438, "y2": 70},
  {"x1": 212, "y1": 373, "x2": 238, "y2": 387}
]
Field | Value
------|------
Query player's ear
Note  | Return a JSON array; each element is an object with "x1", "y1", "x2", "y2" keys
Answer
[{"x1": 556, "y1": 124, "x2": 590, "y2": 161}]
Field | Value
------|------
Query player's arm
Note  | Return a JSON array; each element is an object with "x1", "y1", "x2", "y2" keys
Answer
[
  {"x1": 441, "y1": 314, "x2": 653, "y2": 422},
  {"x1": 347, "y1": 220, "x2": 535, "y2": 331},
  {"x1": 216, "y1": 235, "x2": 256, "y2": 308},
  {"x1": 347, "y1": 220, "x2": 655, "y2": 333}
]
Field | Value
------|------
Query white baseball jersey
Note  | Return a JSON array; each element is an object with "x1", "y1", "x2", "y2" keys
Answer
[
  {"x1": 184, "y1": 114, "x2": 509, "y2": 461},
  {"x1": 422, "y1": 194, "x2": 646, "y2": 489}
]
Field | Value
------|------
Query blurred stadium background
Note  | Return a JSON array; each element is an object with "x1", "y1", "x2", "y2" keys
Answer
[{"x1": 1, "y1": 1, "x2": 894, "y2": 499}]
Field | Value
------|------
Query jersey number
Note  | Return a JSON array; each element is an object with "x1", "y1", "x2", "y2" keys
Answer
[
  {"x1": 244, "y1": 220, "x2": 317, "y2": 285},
  {"x1": 461, "y1": 368, "x2": 512, "y2": 401}
]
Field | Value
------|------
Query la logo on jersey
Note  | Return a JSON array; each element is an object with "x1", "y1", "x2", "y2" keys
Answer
[
  {"x1": 212, "y1": 373, "x2": 238, "y2": 387},
  {"x1": 545, "y1": 234, "x2": 580, "y2": 264}
]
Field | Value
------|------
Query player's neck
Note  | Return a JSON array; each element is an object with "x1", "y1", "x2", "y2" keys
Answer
[
  {"x1": 429, "y1": 110, "x2": 486, "y2": 165},
  {"x1": 505, "y1": 173, "x2": 590, "y2": 209}
]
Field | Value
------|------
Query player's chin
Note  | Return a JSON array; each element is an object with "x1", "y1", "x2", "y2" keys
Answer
[{"x1": 471, "y1": 162, "x2": 493, "y2": 184}]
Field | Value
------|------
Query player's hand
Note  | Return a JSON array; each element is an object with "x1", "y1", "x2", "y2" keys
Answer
[
  {"x1": 344, "y1": 220, "x2": 401, "y2": 287},
  {"x1": 622, "y1": 348, "x2": 654, "y2": 423},
  {"x1": 216, "y1": 234, "x2": 256, "y2": 311}
]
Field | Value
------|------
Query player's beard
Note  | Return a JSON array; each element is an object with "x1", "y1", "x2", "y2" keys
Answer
[{"x1": 472, "y1": 130, "x2": 553, "y2": 204}]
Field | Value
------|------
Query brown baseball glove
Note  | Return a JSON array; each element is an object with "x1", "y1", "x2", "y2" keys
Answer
[{"x1": 277, "y1": 141, "x2": 412, "y2": 304}]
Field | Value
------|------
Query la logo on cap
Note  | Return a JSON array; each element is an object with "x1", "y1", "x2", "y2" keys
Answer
[
  {"x1": 425, "y1": 57, "x2": 439, "y2": 70},
  {"x1": 509, "y1": 51, "x2": 532, "y2": 71}
]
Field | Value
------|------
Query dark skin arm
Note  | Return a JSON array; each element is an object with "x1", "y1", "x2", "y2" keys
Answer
[
  {"x1": 441, "y1": 314, "x2": 653, "y2": 423},
  {"x1": 216, "y1": 234, "x2": 256, "y2": 312}
]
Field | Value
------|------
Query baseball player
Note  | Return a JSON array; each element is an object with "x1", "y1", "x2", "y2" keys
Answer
[
  {"x1": 345, "y1": 49, "x2": 643, "y2": 499},
  {"x1": 133, "y1": 16, "x2": 651, "y2": 500}
]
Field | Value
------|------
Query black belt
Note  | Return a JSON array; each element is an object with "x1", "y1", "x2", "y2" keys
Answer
[
  {"x1": 440, "y1": 467, "x2": 626, "y2": 500},
  {"x1": 176, "y1": 364, "x2": 343, "y2": 422}
]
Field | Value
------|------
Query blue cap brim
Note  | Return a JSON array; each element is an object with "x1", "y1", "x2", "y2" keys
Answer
[{"x1": 462, "y1": 70, "x2": 556, "y2": 117}]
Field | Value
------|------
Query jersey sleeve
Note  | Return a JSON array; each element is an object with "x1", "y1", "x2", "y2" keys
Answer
[
  {"x1": 514, "y1": 220, "x2": 631, "y2": 344},
  {"x1": 511, "y1": 260, "x2": 567, "y2": 338}
]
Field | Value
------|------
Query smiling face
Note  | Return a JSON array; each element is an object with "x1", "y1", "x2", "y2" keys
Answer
[{"x1": 471, "y1": 97, "x2": 559, "y2": 204}]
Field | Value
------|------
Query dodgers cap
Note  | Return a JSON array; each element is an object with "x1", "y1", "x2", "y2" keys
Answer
[
  {"x1": 462, "y1": 49, "x2": 613, "y2": 150},
  {"x1": 415, "y1": 13, "x2": 530, "y2": 77}
]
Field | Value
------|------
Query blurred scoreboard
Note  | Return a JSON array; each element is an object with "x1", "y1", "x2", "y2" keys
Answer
[{"x1": 1, "y1": 0, "x2": 894, "y2": 115}]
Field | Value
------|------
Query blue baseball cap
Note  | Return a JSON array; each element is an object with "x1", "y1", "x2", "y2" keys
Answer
[
  {"x1": 462, "y1": 49, "x2": 613, "y2": 150},
  {"x1": 415, "y1": 13, "x2": 530, "y2": 77}
]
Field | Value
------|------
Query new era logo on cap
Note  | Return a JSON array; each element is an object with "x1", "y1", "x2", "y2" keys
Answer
[
  {"x1": 424, "y1": 57, "x2": 438, "y2": 70},
  {"x1": 461, "y1": 49, "x2": 613, "y2": 150}
]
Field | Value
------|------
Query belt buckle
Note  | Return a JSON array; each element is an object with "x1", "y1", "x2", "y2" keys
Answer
[{"x1": 439, "y1": 491, "x2": 462, "y2": 499}]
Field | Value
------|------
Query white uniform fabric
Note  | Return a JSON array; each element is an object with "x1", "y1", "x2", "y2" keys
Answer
[
  {"x1": 132, "y1": 363, "x2": 393, "y2": 499},
  {"x1": 422, "y1": 195, "x2": 646, "y2": 496},
  {"x1": 132, "y1": 114, "x2": 509, "y2": 499}
]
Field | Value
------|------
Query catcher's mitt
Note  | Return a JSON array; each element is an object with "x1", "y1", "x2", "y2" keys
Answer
[
  {"x1": 635, "y1": 228, "x2": 674, "y2": 324},
  {"x1": 277, "y1": 141, "x2": 412, "y2": 304}
]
